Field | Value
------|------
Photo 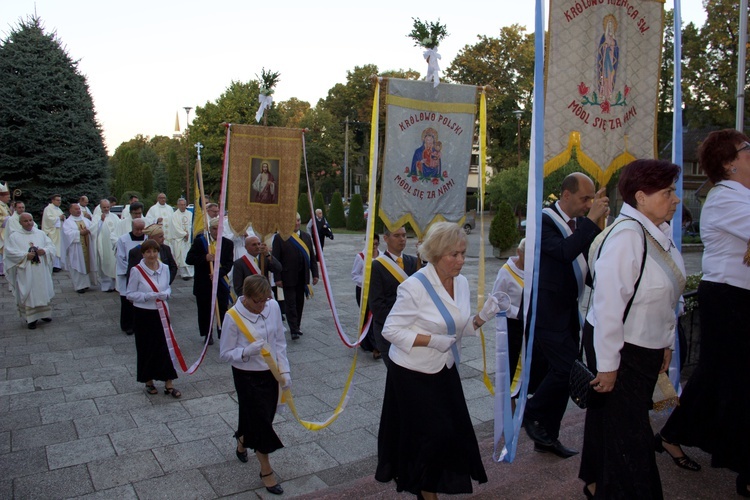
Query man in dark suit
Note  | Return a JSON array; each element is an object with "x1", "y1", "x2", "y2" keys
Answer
[
  {"x1": 307, "y1": 209, "x2": 334, "y2": 250},
  {"x1": 523, "y1": 172, "x2": 609, "y2": 458},
  {"x1": 185, "y1": 217, "x2": 234, "y2": 345},
  {"x1": 368, "y1": 226, "x2": 419, "y2": 368},
  {"x1": 272, "y1": 213, "x2": 318, "y2": 340},
  {"x1": 233, "y1": 234, "x2": 282, "y2": 296}
]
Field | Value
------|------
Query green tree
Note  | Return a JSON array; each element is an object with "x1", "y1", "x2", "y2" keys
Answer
[
  {"x1": 0, "y1": 16, "x2": 109, "y2": 217},
  {"x1": 297, "y1": 193, "x2": 311, "y2": 224},
  {"x1": 489, "y1": 201, "x2": 519, "y2": 251},
  {"x1": 166, "y1": 150, "x2": 183, "y2": 202},
  {"x1": 445, "y1": 25, "x2": 535, "y2": 170},
  {"x1": 682, "y1": 0, "x2": 749, "y2": 130},
  {"x1": 114, "y1": 149, "x2": 142, "y2": 202},
  {"x1": 328, "y1": 191, "x2": 346, "y2": 228},
  {"x1": 313, "y1": 191, "x2": 326, "y2": 217},
  {"x1": 347, "y1": 193, "x2": 366, "y2": 231},
  {"x1": 276, "y1": 97, "x2": 311, "y2": 128}
]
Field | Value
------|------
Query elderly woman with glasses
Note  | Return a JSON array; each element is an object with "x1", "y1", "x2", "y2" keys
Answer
[
  {"x1": 656, "y1": 129, "x2": 750, "y2": 497},
  {"x1": 220, "y1": 274, "x2": 290, "y2": 495}
]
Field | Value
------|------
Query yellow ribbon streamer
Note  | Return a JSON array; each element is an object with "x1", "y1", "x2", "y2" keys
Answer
[{"x1": 227, "y1": 308, "x2": 356, "y2": 431}]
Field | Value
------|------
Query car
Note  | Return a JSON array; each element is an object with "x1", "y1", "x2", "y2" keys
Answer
[
  {"x1": 110, "y1": 205, "x2": 125, "y2": 218},
  {"x1": 462, "y1": 211, "x2": 476, "y2": 234}
]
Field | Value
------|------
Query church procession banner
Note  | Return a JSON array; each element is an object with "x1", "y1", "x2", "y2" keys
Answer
[
  {"x1": 544, "y1": 0, "x2": 665, "y2": 185},
  {"x1": 225, "y1": 124, "x2": 304, "y2": 239},
  {"x1": 380, "y1": 78, "x2": 478, "y2": 237}
]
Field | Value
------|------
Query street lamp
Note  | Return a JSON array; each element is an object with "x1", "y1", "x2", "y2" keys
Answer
[
  {"x1": 513, "y1": 109, "x2": 523, "y2": 165},
  {"x1": 183, "y1": 107, "x2": 193, "y2": 201}
]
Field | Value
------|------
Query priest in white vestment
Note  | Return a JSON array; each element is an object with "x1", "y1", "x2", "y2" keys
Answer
[
  {"x1": 116, "y1": 218, "x2": 147, "y2": 334},
  {"x1": 6, "y1": 213, "x2": 56, "y2": 329},
  {"x1": 92, "y1": 199, "x2": 119, "y2": 291},
  {"x1": 41, "y1": 194, "x2": 65, "y2": 270},
  {"x1": 62, "y1": 203, "x2": 98, "y2": 293},
  {"x1": 146, "y1": 193, "x2": 173, "y2": 233},
  {"x1": 115, "y1": 202, "x2": 153, "y2": 238},
  {"x1": 169, "y1": 198, "x2": 194, "y2": 279},
  {"x1": 0, "y1": 183, "x2": 10, "y2": 276}
]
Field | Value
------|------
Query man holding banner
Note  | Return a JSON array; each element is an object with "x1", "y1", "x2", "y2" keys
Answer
[
  {"x1": 272, "y1": 213, "x2": 318, "y2": 340},
  {"x1": 523, "y1": 173, "x2": 608, "y2": 458},
  {"x1": 233, "y1": 235, "x2": 281, "y2": 296}
]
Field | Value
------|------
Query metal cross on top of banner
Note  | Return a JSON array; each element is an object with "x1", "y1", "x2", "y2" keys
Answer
[{"x1": 194, "y1": 142, "x2": 203, "y2": 160}]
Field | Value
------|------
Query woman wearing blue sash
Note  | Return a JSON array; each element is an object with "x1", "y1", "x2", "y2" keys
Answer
[
  {"x1": 220, "y1": 275, "x2": 290, "y2": 495},
  {"x1": 656, "y1": 129, "x2": 750, "y2": 497},
  {"x1": 579, "y1": 159, "x2": 685, "y2": 499},
  {"x1": 375, "y1": 222, "x2": 500, "y2": 499}
]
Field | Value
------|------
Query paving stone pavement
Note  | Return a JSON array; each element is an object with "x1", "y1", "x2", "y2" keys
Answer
[{"x1": 0, "y1": 220, "x2": 720, "y2": 499}]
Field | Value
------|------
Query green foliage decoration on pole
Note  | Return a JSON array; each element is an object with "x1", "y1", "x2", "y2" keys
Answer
[
  {"x1": 408, "y1": 18, "x2": 449, "y2": 49},
  {"x1": 328, "y1": 191, "x2": 346, "y2": 228}
]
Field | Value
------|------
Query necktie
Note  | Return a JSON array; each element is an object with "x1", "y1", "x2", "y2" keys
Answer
[
  {"x1": 253, "y1": 256, "x2": 259, "y2": 267},
  {"x1": 567, "y1": 219, "x2": 576, "y2": 232},
  {"x1": 396, "y1": 256, "x2": 404, "y2": 270}
]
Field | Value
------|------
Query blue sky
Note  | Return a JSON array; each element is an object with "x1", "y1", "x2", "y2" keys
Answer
[{"x1": 0, "y1": 0, "x2": 707, "y2": 153}]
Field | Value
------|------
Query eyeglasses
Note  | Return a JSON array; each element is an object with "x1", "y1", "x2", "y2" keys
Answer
[{"x1": 737, "y1": 142, "x2": 750, "y2": 154}]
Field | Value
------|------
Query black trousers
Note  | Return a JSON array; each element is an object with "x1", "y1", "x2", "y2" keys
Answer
[
  {"x1": 524, "y1": 329, "x2": 579, "y2": 439},
  {"x1": 283, "y1": 284, "x2": 306, "y2": 334},
  {"x1": 196, "y1": 293, "x2": 227, "y2": 338},
  {"x1": 120, "y1": 295, "x2": 134, "y2": 332}
]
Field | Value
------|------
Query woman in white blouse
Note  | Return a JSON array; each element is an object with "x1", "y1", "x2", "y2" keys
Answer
[
  {"x1": 220, "y1": 275, "x2": 289, "y2": 496},
  {"x1": 375, "y1": 222, "x2": 500, "y2": 499},
  {"x1": 126, "y1": 239, "x2": 180, "y2": 398},
  {"x1": 657, "y1": 129, "x2": 750, "y2": 497},
  {"x1": 579, "y1": 159, "x2": 686, "y2": 498}
]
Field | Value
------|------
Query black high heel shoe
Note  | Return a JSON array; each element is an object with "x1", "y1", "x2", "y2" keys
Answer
[
  {"x1": 737, "y1": 474, "x2": 750, "y2": 497},
  {"x1": 654, "y1": 433, "x2": 701, "y2": 471},
  {"x1": 260, "y1": 470, "x2": 283, "y2": 495},
  {"x1": 233, "y1": 433, "x2": 248, "y2": 463}
]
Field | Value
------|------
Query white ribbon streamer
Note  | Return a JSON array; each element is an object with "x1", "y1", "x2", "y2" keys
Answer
[
  {"x1": 423, "y1": 48, "x2": 442, "y2": 88},
  {"x1": 255, "y1": 94, "x2": 273, "y2": 122}
]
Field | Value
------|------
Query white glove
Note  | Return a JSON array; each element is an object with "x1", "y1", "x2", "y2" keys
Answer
[
  {"x1": 156, "y1": 291, "x2": 168, "y2": 301},
  {"x1": 427, "y1": 334, "x2": 457, "y2": 353},
  {"x1": 242, "y1": 340, "x2": 265, "y2": 359},
  {"x1": 478, "y1": 296, "x2": 501, "y2": 322},
  {"x1": 144, "y1": 291, "x2": 159, "y2": 301},
  {"x1": 280, "y1": 373, "x2": 292, "y2": 390}
]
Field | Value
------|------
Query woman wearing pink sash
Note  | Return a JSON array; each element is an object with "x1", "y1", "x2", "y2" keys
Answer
[{"x1": 126, "y1": 239, "x2": 180, "y2": 398}]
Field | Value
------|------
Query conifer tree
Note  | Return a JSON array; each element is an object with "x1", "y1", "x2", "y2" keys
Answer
[{"x1": 0, "y1": 16, "x2": 109, "y2": 217}]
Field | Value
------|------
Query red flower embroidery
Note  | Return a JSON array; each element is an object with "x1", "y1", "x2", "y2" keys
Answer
[
  {"x1": 578, "y1": 82, "x2": 589, "y2": 96},
  {"x1": 624, "y1": 85, "x2": 630, "y2": 98},
  {"x1": 432, "y1": 178, "x2": 440, "y2": 185},
  {"x1": 443, "y1": 171, "x2": 448, "y2": 178},
  {"x1": 404, "y1": 167, "x2": 410, "y2": 174},
  {"x1": 601, "y1": 101, "x2": 611, "y2": 113},
  {"x1": 411, "y1": 176, "x2": 419, "y2": 182}
]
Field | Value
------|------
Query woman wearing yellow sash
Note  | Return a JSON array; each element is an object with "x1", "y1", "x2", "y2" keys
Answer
[{"x1": 220, "y1": 275, "x2": 289, "y2": 495}]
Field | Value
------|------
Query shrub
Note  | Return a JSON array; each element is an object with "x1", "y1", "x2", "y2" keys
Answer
[
  {"x1": 328, "y1": 191, "x2": 346, "y2": 228},
  {"x1": 489, "y1": 201, "x2": 518, "y2": 251},
  {"x1": 347, "y1": 193, "x2": 366, "y2": 231},
  {"x1": 313, "y1": 191, "x2": 326, "y2": 217},
  {"x1": 297, "y1": 193, "x2": 311, "y2": 224}
]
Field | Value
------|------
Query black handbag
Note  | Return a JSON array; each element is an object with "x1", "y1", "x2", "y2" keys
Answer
[
  {"x1": 570, "y1": 356, "x2": 595, "y2": 409},
  {"x1": 568, "y1": 217, "x2": 647, "y2": 409}
]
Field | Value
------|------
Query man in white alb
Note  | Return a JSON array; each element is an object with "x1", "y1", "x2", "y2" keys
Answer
[
  {"x1": 169, "y1": 198, "x2": 194, "y2": 279},
  {"x1": 146, "y1": 193, "x2": 173, "y2": 236},
  {"x1": 92, "y1": 199, "x2": 119, "y2": 291},
  {"x1": 42, "y1": 193, "x2": 65, "y2": 271},
  {"x1": 62, "y1": 203, "x2": 98, "y2": 293}
]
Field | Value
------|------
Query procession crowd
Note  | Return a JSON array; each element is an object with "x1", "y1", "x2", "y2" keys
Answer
[{"x1": 1, "y1": 128, "x2": 749, "y2": 498}]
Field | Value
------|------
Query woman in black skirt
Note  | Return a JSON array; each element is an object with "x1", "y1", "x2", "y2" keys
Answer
[
  {"x1": 126, "y1": 239, "x2": 180, "y2": 398},
  {"x1": 657, "y1": 129, "x2": 750, "y2": 497},
  {"x1": 376, "y1": 222, "x2": 500, "y2": 499},
  {"x1": 579, "y1": 160, "x2": 685, "y2": 498},
  {"x1": 220, "y1": 274, "x2": 289, "y2": 495}
]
